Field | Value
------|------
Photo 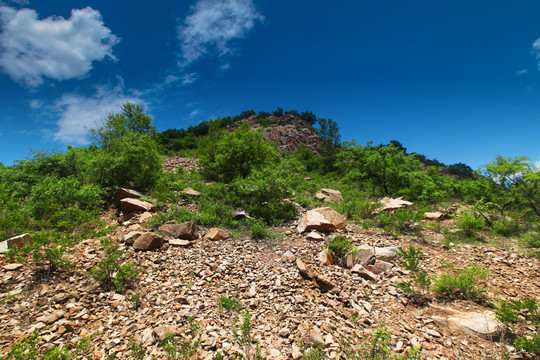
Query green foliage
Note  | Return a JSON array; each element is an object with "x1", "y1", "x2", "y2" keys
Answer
[
  {"x1": 492, "y1": 218, "x2": 521, "y2": 237},
  {"x1": 0, "y1": 331, "x2": 90, "y2": 360},
  {"x1": 91, "y1": 238, "x2": 139, "y2": 293},
  {"x1": 300, "y1": 344, "x2": 326, "y2": 360},
  {"x1": 432, "y1": 264, "x2": 489, "y2": 302},
  {"x1": 514, "y1": 335, "x2": 540, "y2": 355},
  {"x1": 341, "y1": 325, "x2": 392, "y2": 360},
  {"x1": 200, "y1": 122, "x2": 279, "y2": 182},
  {"x1": 249, "y1": 220, "x2": 271, "y2": 240},
  {"x1": 129, "y1": 337, "x2": 146, "y2": 360},
  {"x1": 317, "y1": 118, "x2": 341, "y2": 171},
  {"x1": 218, "y1": 296, "x2": 242, "y2": 311},
  {"x1": 456, "y1": 210, "x2": 485, "y2": 237},
  {"x1": 326, "y1": 236, "x2": 355, "y2": 259},
  {"x1": 233, "y1": 310, "x2": 266, "y2": 360},
  {"x1": 396, "y1": 245, "x2": 423, "y2": 272},
  {"x1": 160, "y1": 318, "x2": 200, "y2": 359},
  {"x1": 496, "y1": 297, "x2": 539, "y2": 324},
  {"x1": 372, "y1": 208, "x2": 425, "y2": 237},
  {"x1": 130, "y1": 291, "x2": 142, "y2": 309}
]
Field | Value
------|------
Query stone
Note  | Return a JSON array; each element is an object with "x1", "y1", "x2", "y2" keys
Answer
[
  {"x1": 138, "y1": 212, "x2": 153, "y2": 223},
  {"x1": 296, "y1": 259, "x2": 315, "y2": 280},
  {"x1": 343, "y1": 245, "x2": 375, "y2": 268},
  {"x1": 425, "y1": 211, "x2": 444, "y2": 219},
  {"x1": 305, "y1": 327, "x2": 325, "y2": 346},
  {"x1": 141, "y1": 327, "x2": 155, "y2": 345},
  {"x1": 154, "y1": 325, "x2": 176, "y2": 342},
  {"x1": 36, "y1": 310, "x2": 64, "y2": 324},
  {"x1": 315, "y1": 275, "x2": 336, "y2": 292},
  {"x1": 2, "y1": 263, "x2": 23, "y2": 271},
  {"x1": 113, "y1": 188, "x2": 143, "y2": 203},
  {"x1": 374, "y1": 197, "x2": 413, "y2": 213},
  {"x1": 123, "y1": 231, "x2": 144, "y2": 246},
  {"x1": 169, "y1": 239, "x2": 191, "y2": 246},
  {"x1": 374, "y1": 246, "x2": 398, "y2": 261},
  {"x1": 159, "y1": 221, "x2": 199, "y2": 240},
  {"x1": 431, "y1": 305, "x2": 507, "y2": 341},
  {"x1": 282, "y1": 250, "x2": 295, "y2": 261},
  {"x1": 133, "y1": 232, "x2": 164, "y2": 251},
  {"x1": 297, "y1": 207, "x2": 346, "y2": 233},
  {"x1": 204, "y1": 228, "x2": 230, "y2": 241},
  {"x1": 120, "y1": 198, "x2": 156, "y2": 212},
  {"x1": 314, "y1": 188, "x2": 344, "y2": 203},
  {"x1": 0, "y1": 233, "x2": 33, "y2": 253},
  {"x1": 306, "y1": 231, "x2": 324, "y2": 241},
  {"x1": 351, "y1": 264, "x2": 377, "y2": 281},
  {"x1": 365, "y1": 260, "x2": 393, "y2": 275},
  {"x1": 233, "y1": 211, "x2": 251, "y2": 220},
  {"x1": 182, "y1": 187, "x2": 201, "y2": 196}
]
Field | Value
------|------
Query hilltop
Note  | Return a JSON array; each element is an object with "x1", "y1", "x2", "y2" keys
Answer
[{"x1": 0, "y1": 104, "x2": 538, "y2": 359}]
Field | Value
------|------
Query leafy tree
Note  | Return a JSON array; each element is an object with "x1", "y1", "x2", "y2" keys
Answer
[
  {"x1": 273, "y1": 107, "x2": 284, "y2": 117},
  {"x1": 300, "y1": 111, "x2": 317, "y2": 125},
  {"x1": 317, "y1": 117, "x2": 341, "y2": 171},
  {"x1": 199, "y1": 122, "x2": 279, "y2": 182},
  {"x1": 481, "y1": 155, "x2": 540, "y2": 218}
]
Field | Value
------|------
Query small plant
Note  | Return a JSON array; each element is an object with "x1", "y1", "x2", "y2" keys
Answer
[
  {"x1": 514, "y1": 334, "x2": 540, "y2": 355},
  {"x1": 492, "y1": 218, "x2": 521, "y2": 237},
  {"x1": 495, "y1": 297, "x2": 539, "y2": 356},
  {"x1": 326, "y1": 236, "x2": 355, "y2": 259},
  {"x1": 341, "y1": 324, "x2": 392, "y2": 360},
  {"x1": 129, "y1": 337, "x2": 146, "y2": 360},
  {"x1": 218, "y1": 295, "x2": 242, "y2": 311},
  {"x1": 0, "y1": 331, "x2": 91, "y2": 360},
  {"x1": 300, "y1": 344, "x2": 326, "y2": 360},
  {"x1": 432, "y1": 264, "x2": 489, "y2": 302},
  {"x1": 233, "y1": 310, "x2": 265, "y2": 360},
  {"x1": 456, "y1": 211, "x2": 484, "y2": 237},
  {"x1": 249, "y1": 220, "x2": 270, "y2": 240},
  {"x1": 160, "y1": 318, "x2": 200, "y2": 359},
  {"x1": 396, "y1": 244, "x2": 423, "y2": 272},
  {"x1": 131, "y1": 291, "x2": 142, "y2": 309},
  {"x1": 91, "y1": 238, "x2": 139, "y2": 293}
]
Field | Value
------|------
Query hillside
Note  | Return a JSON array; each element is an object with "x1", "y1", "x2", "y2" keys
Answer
[{"x1": 0, "y1": 104, "x2": 539, "y2": 359}]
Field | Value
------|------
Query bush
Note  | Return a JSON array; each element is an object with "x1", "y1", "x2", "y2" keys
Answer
[
  {"x1": 218, "y1": 296, "x2": 242, "y2": 311},
  {"x1": 492, "y1": 218, "x2": 521, "y2": 237},
  {"x1": 326, "y1": 236, "x2": 355, "y2": 259},
  {"x1": 396, "y1": 245, "x2": 423, "y2": 272},
  {"x1": 456, "y1": 211, "x2": 484, "y2": 237},
  {"x1": 91, "y1": 238, "x2": 139, "y2": 293},
  {"x1": 432, "y1": 264, "x2": 489, "y2": 302}
]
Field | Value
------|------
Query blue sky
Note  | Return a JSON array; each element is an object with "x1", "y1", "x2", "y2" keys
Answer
[{"x1": 0, "y1": 0, "x2": 539, "y2": 169}]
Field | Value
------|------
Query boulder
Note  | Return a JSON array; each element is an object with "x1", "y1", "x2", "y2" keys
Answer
[
  {"x1": 113, "y1": 188, "x2": 143, "y2": 203},
  {"x1": 297, "y1": 207, "x2": 346, "y2": 233},
  {"x1": 204, "y1": 228, "x2": 229, "y2": 241},
  {"x1": 431, "y1": 305, "x2": 507, "y2": 341},
  {"x1": 120, "y1": 198, "x2": 156, "y2": 212},
  {"x1": 158, "y1": 221, "x2": 199, "y2": 240},
  {"x1": 373, "y1": 197, "x2": 413, "y2": 213},
  {"x1": 365, "y1": 260, "x2": 393, "y2": 275},
  {"x1": 296, "y1": 258, "x2": 315, "y2": 280},
  {"x1": 123, "y1": 231, "x2": 145, "y2": 246},
  {"x1": 343, "y1": 245, "x2": 375, "y2": 268},
  {"x1": 138, "y1": 212, "x2": 153, "y2": 223},
  {"x1": 233, "y1": 210, "x2": 252, "y2": 220},
  {"x1": 374, "y1": 246, "x2": 398, "y2": 261},
  {"x1": 351, "y1": 264, "x2": 378, "y2": 281},
  {"x1": 0, "y1": 233, "x2": 33, "y2": 253},
  {"x1": 314, "y1": 188, "x2": 344, "y2": 203},
  {"x1": 306, "y1": 231, "x2": 324, "y2": 241},
  {"x1": 133, "y1": 233, "x2": 164, "y2": 251}
]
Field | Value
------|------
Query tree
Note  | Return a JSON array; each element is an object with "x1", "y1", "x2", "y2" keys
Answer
[
  {"x1": 481, "y1": 155, "x2": 540, "y2": 218},
  {"x1": 317, "y1": 118, "x2": 341, "y2": 171},
  {"x1": 300, "y1": 111, "x2": 317, "y2": 125},
  {"x1": 90, "y1": 102, "x2": 156, "y2": 149}
]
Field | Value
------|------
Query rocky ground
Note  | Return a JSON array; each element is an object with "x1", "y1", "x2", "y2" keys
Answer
[{"x1": 1, "y1": 195, "x2": 539, "y2": 359}]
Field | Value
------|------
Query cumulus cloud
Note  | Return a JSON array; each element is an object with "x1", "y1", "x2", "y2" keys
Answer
[
  {"x1": 178, "y1": 0, "x2": 263, "y2": 66},
  {"x1": 52, "y1": 84, "x2": 142, "y2": 144},
  {"x1": 0, "y1": 5, "x2": 118, "y2": 87}
]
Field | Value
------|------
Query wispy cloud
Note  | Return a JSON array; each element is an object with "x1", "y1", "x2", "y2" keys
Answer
[
  {"x1": 515, "y1": 69, "x2": 528, "y2": 76},
  {"x1": 178, "y1": 0, "x2": 263, "y2": 67},
  {"x1": 51, "y1": 83, "x2": 143, "y2": 144},
  {"x1": 182, "y1": 72, "x2": 198, "y2": 84},
  {"x1": 0, "y1": 4, "x2": 118, "y2": 87}
]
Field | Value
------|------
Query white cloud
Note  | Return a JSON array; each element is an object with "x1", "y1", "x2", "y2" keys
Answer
[
  {"x1": 0, "y1": 5, "x2": 118, "y2": 87},
  {"x1": 535, "y1": 160, "x2": 540, "y2": 170},
  {"x1": 182, "y1": 72, "x2": 198, "y2": 84},
  {"x1": 4, "y1": 0, "x2": 30, "y2": 5},
  {"x1": 53, "y1": 84, "x2": 142, "y2": 144},
  {"x1": 178, "y1": 0, "x2": 263, "y2": 66},
  {"x1": 515, "y1": 69, "x2": 528, "y2": 76}
]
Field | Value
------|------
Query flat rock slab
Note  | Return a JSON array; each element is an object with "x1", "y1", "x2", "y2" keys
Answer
[
  {"x1": 169, "y1": 239, "x2": 191, "y2": 246},
  {"x1": 120, "y1": 198, "x2": 156, "y2": 212},
  {"x1": 2, "y1": 263, "x2": 24, "y2": 271},
  {"x1": 133, "y1": 233, "x2": 164, "y2": 251},
  {"x1": 314, "y1": 188, "x2": 344, "y2": 203},
  {"x1": 297, "y1": 207, "x2": 346, "y2": 233},
  {"x1": 374, "y1": 197, "x2": 413, "y2": 213},
  {"x1": 306, "y1": 231, "x2": 324, "y2": 241},
  {"x1": 182, "y1": 187, "x2": 201, "y2": 196},
  {"x1": 431, "y1": 305, "x2": 506, "y2": 341},
  {"x1": 113, "y1": 188, "x2": 143, "y2": 203},
  {"x1": 425, "y1": 211, "x2": 444, "y2": 219},
  {"x1": 344, "y1": 245, "x2": 375, "y2": 268},
  {"x1": 159, "y1": 221, "x2": 199, "y2": 240},
  {"x1": 0, "y1": 233, "x2": 33, "y2": 253}
]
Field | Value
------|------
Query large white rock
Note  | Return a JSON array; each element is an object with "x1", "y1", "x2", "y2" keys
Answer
[{"x1": 374, "y1": 197, "x2": 413, "y2": 213}]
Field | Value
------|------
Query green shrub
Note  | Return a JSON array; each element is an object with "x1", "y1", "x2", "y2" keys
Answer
[
  {"x1": 233, "y1": 310, "x2": 265, "y2": 360},
  {"x1": 514, "y1": 334, "x2": 540, "y2": 355},
  {"x1": 249, "y1": 220, "x2": 271, "y2": 240},
  {"x1": 326, "y1": 236, "x2": 355, "y2": 259},
  {"x1": 218, "y1": 296, "x2": 242, "y2": 311},
  {"x1": 91, "y1": 238, "x2": 139, "y2": 293},
  {"x1": 160, "y1": 318, "x2": 200, "y2": 359},
  {"x1": 456, "y1": 211, "x2": 485, "y2": 237},
  {"x1": 432, "y1": 264, "x2": 489, "y2": 302},
  {"x1": 0, "y1": 331, "x2": 91, "y2": 360},
  {"x1": 492, "y1": 218, "x2": 521, "y2": 237},
  {"x1": 396, "y1": 245, "x2": 423, "y2": 272}
]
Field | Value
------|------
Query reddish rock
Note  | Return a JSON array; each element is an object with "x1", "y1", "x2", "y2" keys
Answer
[
  {"x1": 159, "y1": 221, "x2": 199, "y2": 240},
  {"x1": 297, "y1": 207, "x2": 346, "y2": 233},
  {"x1": 113, "y1": 188, "x2": 143, "y2": 203},
  {"x1": 204, "y1": 228, "x2": 229, "y2": 241},
  {"x1": 120, "y1": 198, "x2": 156, "y2": 212},
  {"x1": 0, "y1": 233, "x2": 33, "y2": 253},
  {"x1": 132, "y1": 233, "x2": 164, "y2": 251}
]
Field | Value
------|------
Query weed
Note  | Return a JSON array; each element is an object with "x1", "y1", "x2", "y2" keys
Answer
[
  {"x1": 130, "y1": 337, "x2": 146, "y2": 360},
  {"x1": 325, "y1": 236, "x2": 355, "y2": 259},
  {"x1": 218, "y1": 296, "x2": 242, "y2": 311},
  {"x1": 456, "y1": 211, "x2": 484, "y2": 237},
  {"x1": 432, "y1": 264, "x2": 489, "y2": 302},
  {"x1": 396, "y1": 244, "x2": 423, "y2": 272},
  {"x1": 0, "y1": 331, "x2": 91, "y2": 360},
  {"x1": 131, "y1": 291, "x2": 142, "y2": 309},
  {"x1": 300, "y1": 344, "x2": 326, "y2": 360},
  {"x1": 514, "y1": 334, "x2": 540, "y2": 355},
  {"x1": 160, "y1": 318, "x2": 200, "y2": 359},
  {"x1": 249, "y1": 220, "x2": 270, "y2": 240},
  {"x1": 233, "y1": 310, "x2": 266, "y2": 360}
]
